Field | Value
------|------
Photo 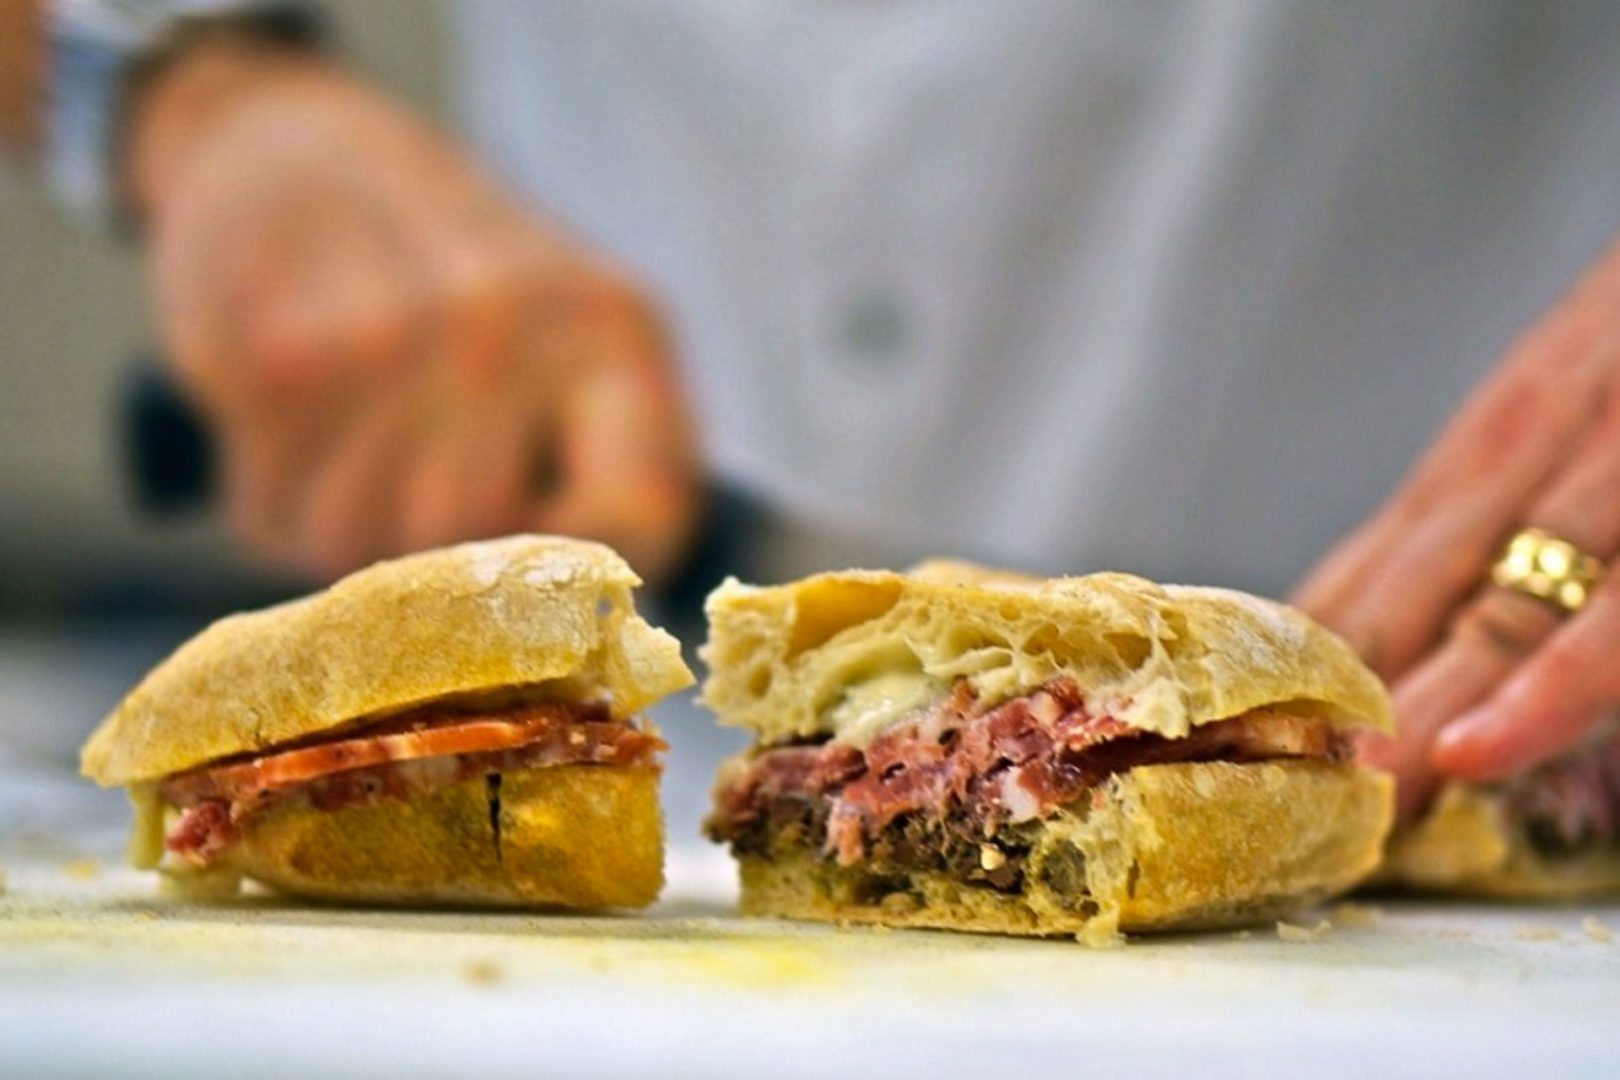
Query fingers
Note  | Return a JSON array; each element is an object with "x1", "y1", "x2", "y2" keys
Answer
[
  {"x1": 1296, "y1": 247, "x2": 1620, "y2": 678},
  {"x1": 391, "y1": 235, "x2": 542, "y2": 553},
  {"x1": 1433, "y1": 576, "x2": 1620, "y2": 779},
  {"x1": 528, "y1": 332, "x2": 701, "y2": 584},
  {"x1": 398, "y1": 397, "x2": 535, "y2": 554},
  {"x1": 420, "y1": 231, "x2": 530, "y2": 387},
  {"x1": 222, "y1": 386, "x2": 399, "y2": 575},
  {"x1": 148, "y1": 176, "x2": 247, "y2": 417},
  {"x1": 1367, "y1": 588, "x2": 1554, "y2": 820},
  {"x1": 238, "y1": 267, "x2": 531, "y2": 577},
  {"x1": 218, "y1": 433, "x2": 301, "y2": 567},
  {"x1": 1373, "y1": 352, "x2": 1620, "y2": 810},
  {"x1": 1425, "y1": 375, "x2": 1620, "y2": 780},
  {"x1": 293, "y1": 391, "x2": 413, "y2": 578},
  {"x1": 156, "y1": 179, "x2": 430, "y2": 572},
  {"x1": 238, "y1": 238, "x2": 413, "y2": 397},
  {"x1": 1317, "y1": 340, "x2": 1607, "y2": 678}
]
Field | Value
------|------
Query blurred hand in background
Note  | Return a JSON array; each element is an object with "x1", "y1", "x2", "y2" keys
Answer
[
  {"x1": 0, "y1": 1, "x2": 43, "y2": 151},
  {"x1": 1296, "y1": 236, "x2": 1620, "y2": 819},
  {"x1": 126, "y1": 36, "x2": 701, "y2": 584}
]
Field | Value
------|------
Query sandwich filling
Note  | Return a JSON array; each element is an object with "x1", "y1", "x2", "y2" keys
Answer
[
  {"x1": 1504, "y1": 727, "x2": 1620, "y2": 856},
  {"x1": 705, "y1": 678, "x2": 1348, "y2": 891},
  {"x1": 159, "y1": 701, "x2": 663, "y2": 865}
]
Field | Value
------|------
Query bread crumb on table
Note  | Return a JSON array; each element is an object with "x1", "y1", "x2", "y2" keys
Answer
[
  {"x1": 460, "y1": 959, "x2": 506, "y2": 986},
  {"x1": 1076, "y1": 920, "x2": 1125, "y2": 949},
  {"x1": 1330, "y1": 903, "x2": 1383, "y2": 928},
  {"x1": 1512, "y1": 926, "x2": 1561, "y2": 943},
  {"x1": 62, "y1": 859, "x2": 100, "y2": 881},
  {"x1": 1582, "y1": 917, "x2": 1614, "y2": 944},
  {"x1": 1276, "y1": 919, "x2": 1332, "y2": 943}
]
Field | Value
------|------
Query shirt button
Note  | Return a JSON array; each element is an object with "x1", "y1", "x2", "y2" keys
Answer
[{"x1": 840, "y1": 290, "x2": 910, "y2": 362}]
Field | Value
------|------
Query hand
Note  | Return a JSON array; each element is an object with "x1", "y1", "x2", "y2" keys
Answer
[
  {"x1": 127, "y1": 38, "x2": 701, "y2": 583},
  {"x1": 1294, "y1": 236, "x2": 1620, "y2": 820},
  {"x1": 0, "y1": 0, "x2": 43, "y2": 149}
]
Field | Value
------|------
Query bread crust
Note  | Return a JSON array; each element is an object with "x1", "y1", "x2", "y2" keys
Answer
[
  {"x1": 700, "y1": 563, "x2": 1391, "y2": 747},
  {"x1": 192, "y1": 764, "x2": 664, "y2": 908},
  {"x1": 1381, "y1": 783, "x2": 1620, "y2": 899},
  {"x1": 82, "y1": 536, "x2": 694, "y2": 785},
  {"x1": 735, "y1": 760, "x2": 1392, "y2": 941}
]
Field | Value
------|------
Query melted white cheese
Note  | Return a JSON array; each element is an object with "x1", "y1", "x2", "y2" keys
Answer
[{"x1": 827, "y1": 670, "x2": 941, "y2": 748}]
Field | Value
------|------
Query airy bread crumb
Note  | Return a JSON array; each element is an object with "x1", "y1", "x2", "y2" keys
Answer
[
  {"x1": 1276, "y1": 918, "x2": 1332, "y2": 943},
  {"x1": 1330, "y1": 902, "x2": 1382, "y2": 928},
  {"x1": 62, "y1": 859, "x2": 100, "y2": 881},
  {"x1": 1581, "y1": 916, "x2": 1614, "y2": 944},
  {"x1": 460, "y1": 958, "x2": 506, "y2": 986}
]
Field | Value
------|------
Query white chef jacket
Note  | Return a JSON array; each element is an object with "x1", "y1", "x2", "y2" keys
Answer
[{"x1": 447, "y1": 1, "x2": 1620, "y2": 595}]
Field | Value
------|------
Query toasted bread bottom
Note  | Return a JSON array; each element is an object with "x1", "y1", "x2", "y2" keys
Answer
[
  {"x1": 216, "y1": 763, "x2": 663, "y2": 908},
  {"x1": 734, "y1": 760, "x2": 1391, "y2": 943},
  {"x1": 1380, "y1": 783, "x2": 1620, "y2": 899}
]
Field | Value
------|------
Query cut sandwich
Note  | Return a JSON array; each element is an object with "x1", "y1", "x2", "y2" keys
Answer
[
  {"x1": 1381, "y1": 727, "x2": 1620, "y2": 898},
  {"x1": 701, "y1": 561, "x2": 1395, "y2": 942},
  {"x1": 81, "y1": 535, "x2": 694, "y2": 907}
]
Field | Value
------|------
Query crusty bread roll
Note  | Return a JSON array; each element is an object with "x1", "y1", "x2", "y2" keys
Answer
[
  {"x1": 81, "y1": 536, "x2": 692, "y2": 908},
  {"x1": 702, "y1": 563, "x2": 1394, "y2": 942}
]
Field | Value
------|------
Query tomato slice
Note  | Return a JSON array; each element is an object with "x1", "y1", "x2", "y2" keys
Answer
[{"x1": 165, "y1": 704, "x2": 584, "y2": 803}]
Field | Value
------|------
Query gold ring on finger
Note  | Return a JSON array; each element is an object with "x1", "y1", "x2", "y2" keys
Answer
[{"x1": 1490, "y1": 527, "x2": 1605, "y2": 615}]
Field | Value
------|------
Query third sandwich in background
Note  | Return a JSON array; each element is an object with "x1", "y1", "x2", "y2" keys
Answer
[{"x1": 1382, "y1": 729, "x2": 1620, "y2": 898}]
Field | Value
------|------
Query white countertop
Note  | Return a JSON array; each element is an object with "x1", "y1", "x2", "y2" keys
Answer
[{"x1": 2, "y1": 797, "x2": 1618, "y2": 1078}]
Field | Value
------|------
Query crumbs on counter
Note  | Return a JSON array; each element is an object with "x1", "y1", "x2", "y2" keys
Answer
[
  {"x1": 1330, "y1": 903, "x2": 1383, "y2": 928},
  {"x1": 159, "y1": 864, "x2": 244, "y2": 902},
  {"x1": 1276, "y1": 918, "x2": 1332, "y2": 943},
  {"x1": 62, "y1": 859, "x2": 100, "y2": 881},
  {"x1": 1076, "y1": 924, "x2": 1125, "y2": 949},
  {"x1": 1512, "y1": 926, "x2": 1561, "y2": 943},
  {"x1": 461, "y1": 958, "x2": 507, "y2": 987},
  {"x1": 1581, "y1": 917, "x2": 1614, "y2": 944}
]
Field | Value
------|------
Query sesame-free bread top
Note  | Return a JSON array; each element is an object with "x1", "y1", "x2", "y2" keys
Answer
[
  {"x1": 82, "y1": 535, "x2": 693, "y2": 785},
  {"x1": 700, "y1": 561, "x2": 1390, "y2": 747}
]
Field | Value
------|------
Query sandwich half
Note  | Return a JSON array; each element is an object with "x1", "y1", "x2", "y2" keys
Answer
[
  {"x1": 1381, "y1": 727, "x2": 1620, "y2": 898},
  {"x1": 701, "y1": 561, "x2": 1394, "y2": 942},
  {"x1": 81, "y1": 535, "x2": 694, "y2": 908}
]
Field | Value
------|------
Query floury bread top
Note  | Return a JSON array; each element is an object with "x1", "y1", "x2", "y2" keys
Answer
[
  {"x1": 699, "y1": 561, "x2": 1392, "y2": 749},
  {"x1": 82, "y1": 536, "x2": 694, "y2": 785}
]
